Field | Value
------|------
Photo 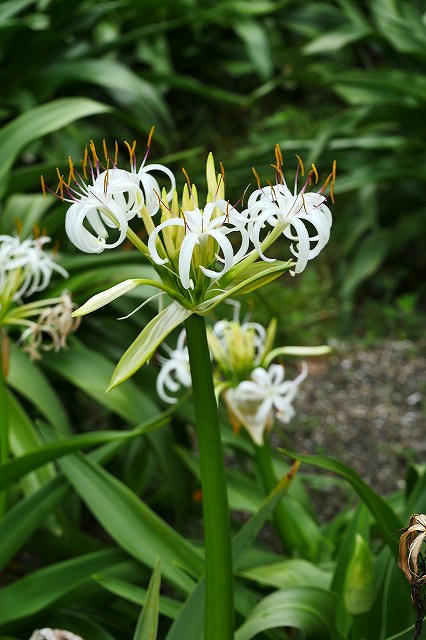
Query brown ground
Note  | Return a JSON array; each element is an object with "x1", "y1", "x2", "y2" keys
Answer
[{"x1": 285, "y1": 340, "x2": 426, "y2": 520}]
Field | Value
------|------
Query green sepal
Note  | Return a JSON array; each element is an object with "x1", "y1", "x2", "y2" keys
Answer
[{"x1": 196, "y1": 260, "x2": 293, "y2": 314}]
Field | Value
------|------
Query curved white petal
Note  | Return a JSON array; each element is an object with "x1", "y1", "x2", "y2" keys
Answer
[
  {"x1": 199, "y1": 229, "x2": 234, "y2": 280},
  {"x1": 148, "y1": 218, "x2": 184, "y2": 265},
  {"x1": 178, "y1": 232, "x2": 200, "y2": 289}
]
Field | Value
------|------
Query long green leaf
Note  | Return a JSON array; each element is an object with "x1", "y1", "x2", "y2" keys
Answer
[
  {"x1": 109, "y1": 302, "x2": 192, "y2": 389},
  {"x1": 43, "y1": 338, "x2": 159, "y2": 423},
  {"x1": 0, "y1": 98, "x2": 110, "y2": 196},
  {"x1": 280, "y1": 449, "x2": 402, "y2": 556},
  {"x1": 0, "y1": 549, "x2": 129, "y2": 626},
  {"x1": 132, "y1": 558, "x2": 161, "y2": 640},
  {"x1": 7, "y1": 390, "x2": 56, "y2": 494},
  {"x1": 57, "y1": 452, "x2": 204, "y2": 592},
  {"x1": 235, "y1": 587, "x2": 344, "y2": 640},
  {"x1": 93, "y1": 573, "x2": 180, "y2": 619},
  {"x1": 0, "y1": 476, "x2": 69, "y2": 571},
  {"x1": 8, "y1": 347, "x2": 70, "y2": 433},
  {"x1": 0, "y1": 417, "x2": 168, "y2": 490}
]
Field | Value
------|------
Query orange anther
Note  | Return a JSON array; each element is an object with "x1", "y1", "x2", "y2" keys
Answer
[
  {"x1": 295, "y1": 154, "x2": 305, "y2": 176},
  {"x1": 181, "y1": 166, "x2": 192, "y2": 189},
  {"x1": 89, "y1": 140, "x2": 99, "y2": 164},
  {"x1": 311, "y1": 163, "x2": 319, "y2": 184},
  {"x1": 147, "y1": 125, "x2": 155, "y2": 148},
  {"x1": 102, "y1": 139, "x2": 109, "y2": 162},
  {"x1": 252, "y1": 166, "x2": 261, "y2": 189}
]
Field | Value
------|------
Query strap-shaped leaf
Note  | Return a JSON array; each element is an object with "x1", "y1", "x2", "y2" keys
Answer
[
  {"x1": 57, "y1": 452, "x2": 204, "y2": 592},
  {"x1": 132, "y1": 558, "x2": 161, "y2": 640},
  {"x1": 0, "y1": 98, "x2": 110, "y2": 196},
  {"x1": 280, "y1": 449, "x2": 402, "y2": 556},
  {"x1": 109, "y1": 302, "x2": 192, "y2": 389},
  {"x1": 235, "y1": 587, "x2": 344, "y2": 640},
  {"x1": 0, "y1": 549, "x2": 129, "y2": 626}
]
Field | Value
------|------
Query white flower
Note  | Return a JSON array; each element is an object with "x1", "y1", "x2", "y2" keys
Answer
[
  {"x1": 247, "y1": 183, "x2": 332, "y2": 275},
  {"x1": 148, "y1": 200, "x2": 249, "y2": 289},
  {"x1": 29, "y1": 629, "x2": 84, "y2": 640},
  {"x1": 225, "y1": 362, "x2": 307, "y2": 445},
  {"x1": 63, "y1": 167, "x2": 142, "y2": 254},
  {"x1": 156, "y1": 329, "x2": 191, "y2": 403},
  {"x1": 58, "y1": 138, "x2": 176, "y2": 254},
  {"x1": 247, "y1": 152, "x2": 334, "y2": 275},
  {"x1": 0, "y1": 234, "x2": 68, "y2": 305}
]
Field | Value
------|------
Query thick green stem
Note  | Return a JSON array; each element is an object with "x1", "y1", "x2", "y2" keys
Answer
[
  {"x1": 255, "y1": 441, "x2": 291, "y2": 552},
  {"x1": 184, "y1": 313, "x2": 234, "y2": 640}
]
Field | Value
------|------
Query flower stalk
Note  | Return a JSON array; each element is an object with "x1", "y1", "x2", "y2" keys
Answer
[{"x1": 184, "y1": 313, "x2": 234, "y2": 639}]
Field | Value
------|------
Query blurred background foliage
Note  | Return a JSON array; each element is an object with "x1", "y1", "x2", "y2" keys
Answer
[
  {"x1": 1, "y1": 0, "x2": 425, "y2": 339},
  {"x1": 1, "y1": 2, "x2": 425, "y2": 638}
]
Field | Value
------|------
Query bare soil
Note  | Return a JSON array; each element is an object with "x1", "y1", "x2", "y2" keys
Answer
[{"x1": 286, "y1": 340, "x2": 426, "y2": 520}]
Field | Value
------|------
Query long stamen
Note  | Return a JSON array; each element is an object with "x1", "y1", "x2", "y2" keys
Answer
[
  {"x1": 266, "y1": 179, "x2": 277, "y2": 203},
  {"x1": 294, "y1": 154, "x2": 305, "y2": 195},
  {"x1": 311, "y1": 163, "x2": 319, "y2": 185},
  {"x1": 67, "y1": 156, "x2": 76, "y2": 186},
  {"x1": 147, "y1": 125, "x2": 155, "y2": 149},
  {"x1": 182, "y1": 166, "x2": 192, "y2": 190},
  {"x1": 102, "y1": 139, "x2": 109, "y2": 164},
  {"x1": 124, "y1": 140, "x2": 137, "y2": 172},
  {"x1": 89, "y1": 140, "x2": 99, "y2": 174},
  {"x1": 274, "y1": 144, "x2": 284, "y2": 184},
  {"x1": 252, "y1": 167, "x2": 261, "y2": 190},
  {"x1": 82, "y1": 144, "x2": 88, "y2": 180}
]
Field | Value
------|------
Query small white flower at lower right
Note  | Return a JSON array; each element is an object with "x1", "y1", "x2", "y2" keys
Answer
[{"x1": 225, "y1": 362, "x2": 307, "y2": 445}]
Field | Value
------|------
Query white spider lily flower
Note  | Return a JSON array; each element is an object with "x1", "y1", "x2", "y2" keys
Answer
[
  {"x1": 248, "y1": 185, "x2": 332, "y2": 275},
  {"x1": 29, "y1": 629, "x2": 84, "y2": 640},
  {"x1": 156, "y1": 329, "x2": 191, "y2": 403},
  {"x1": 247, "y1": 150, "x2": 334, "y2": 275},
  {"x1": 52, "y1": 135, "x2": 176, "y2": 254},
  {"x1": 225, "y1": 362, "x2": 307, "y2": 445},
  {"x1": 63, "y1": 168, "x2": 143, "y2": 254},
  {"x1": 148, "y1": 200, "x2": 249, "y2": 290},
  {"x1": 0, "y1": 234, "x2": 68, "y2": 306}
]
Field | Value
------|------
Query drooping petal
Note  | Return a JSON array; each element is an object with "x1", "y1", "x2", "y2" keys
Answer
[
  {"x1": 178, "y1": 232, "x2": 200, "y2": 289},
  {"x1": 200, "y1": 229, "x2": 234, "y2": 280},
  {"x1": 148, "y1": 218, "x2": 184, "y2": 265}
]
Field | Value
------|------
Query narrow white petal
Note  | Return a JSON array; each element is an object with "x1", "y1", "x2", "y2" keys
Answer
[{"x1": 178, "y1": 233, "x2": 199, "y2": 289}]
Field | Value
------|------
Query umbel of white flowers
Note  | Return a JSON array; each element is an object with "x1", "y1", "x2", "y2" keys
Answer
[
  {"x1": 0, "y1": 234, "x2": 78, "y2": 361},
  {"x1": 155, "y1": 307, "x2": 328, "y2": 445},
  {"x1": 49, "y1": 136, "x2": 334, "y2": 296},
  {"x1": 50, "y1": 134, "x2": 334, "y2": 388}
]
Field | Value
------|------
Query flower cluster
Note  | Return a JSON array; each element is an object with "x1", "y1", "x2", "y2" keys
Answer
[
  {"x1": 0, "y1": 234, "x2": 77, "y2": 363},
  {"x1": 0, "y1": 234, "x2": 68, "y2": 310},
  {"x1": 51, "y1": 136, "x2": 334, "y2": 388},
  {"x1": 155, "y1": 304, "x2": 326, "y2": 445},
  {"x1": 20, "y1": 291, "x2": 80, "y2": 361}
]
